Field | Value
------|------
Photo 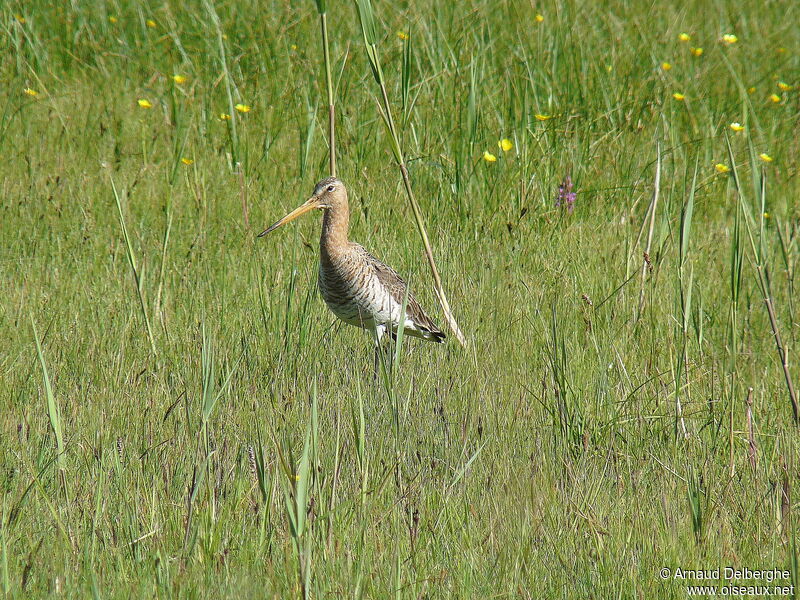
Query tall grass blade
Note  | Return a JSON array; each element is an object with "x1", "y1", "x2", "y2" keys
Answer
[
  {"x1": 110, "y1": 175, "x2": 158, "y2": 357},
  {"x1": 201, "y1": 323, "x2": 217, "y2": 423},
  {"x1": 687, "y1": 471, "x2": 703, "y2": 543},
  {"x1": 636, "y1": 143, "x2": 661, "y2": 318},
  {"x1": 393, "y1": 280, "x2": 411, "y2": 369},
  {"x1": 200, "y1": 324, "x2": 241, "y2": 424},
  {"x1": 31, "y1": 316, "x2": 67, "y2": 500},
  {"x1": 679, "y1": 160, "x2": 697, "y2": 268},
  {"x1": 295, "y1": 425, "x2": 312, "y2": 539},
  {"x1": 204, "y1": 0, "x2": 238, "y2": 168},
  {"x1": 726, "y1": 137, "x2": 799, "y2": 423},
  {"x1": 1, "y1": 498, "x2": 9, "y2": 595},
  {"x1": 315, "y1": 0, "x2": 336, "y2": 176}
]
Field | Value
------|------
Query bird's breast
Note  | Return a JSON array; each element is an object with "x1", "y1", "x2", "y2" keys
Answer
[{"x1": 318, "y1": 257, "x2": 399, "y2": 328}]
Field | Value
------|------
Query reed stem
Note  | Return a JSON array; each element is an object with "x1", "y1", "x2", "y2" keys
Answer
[
  {"x1": 318, "y1": 10, "x2": 336, "y2": 176},
  {"x1": 354, "y1": 0, "x2": 466, "y2": 346}
]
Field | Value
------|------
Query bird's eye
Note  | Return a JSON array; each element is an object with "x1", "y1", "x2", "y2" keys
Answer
[{"x1": 327, "y1": 185, "x2": 335, "y2": 192}]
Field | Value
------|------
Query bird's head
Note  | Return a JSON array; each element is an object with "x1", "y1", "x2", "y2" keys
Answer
[{"x1": 258, "y1": 177, "x2": 347, "y2": 237}]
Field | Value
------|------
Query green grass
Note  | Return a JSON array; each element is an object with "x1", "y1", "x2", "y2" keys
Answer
[{"x1": 1, "y1": 0, "x2": 799, "y2": 597}]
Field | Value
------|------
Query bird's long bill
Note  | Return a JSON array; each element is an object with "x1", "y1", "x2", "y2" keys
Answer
[{"x1": 257, "y1": 197, "x2": 318, "y2": 237}]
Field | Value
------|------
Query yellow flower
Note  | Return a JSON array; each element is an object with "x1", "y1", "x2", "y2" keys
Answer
[
  {"x1": 290, "y1": 44, "x2": 298, "y2": 51},
  {"x1": 181, "y1": 157, "x2": 194, "y2": 165},
  {"x1": 146, "y1": 19, "x2": 156, "y2": 28},
  {"x1": 235, "y1": 103, "x2": 251, "y2": 113},
  {"x1": 758, "y1": 153, "x2": 773, "y2": 163},
  {"x1": 747, "y1": 86, "x2": 755, "y2": 94},
  {"x1": 763, "y1": 212, "x2": 770, "y2": 219},
  {"x1": 777, "y1": 81, "x2": 792, "y2": 91},
  {"x1": 678, "y1": 33, "x2": 691, "y2": 42},
  {"x1": 172, "y1": 74, "x2": 187, "y2": 84},
  {"x1": 15, "y1": 14, "x2": 26, "y2": 24},
  {"x1": 722, "y1": 34, "x2": 738, "y2": 44},
  {"x1": 23, "y1": 88, "x2": 39, "y2": 97},
  {"x1": 109, "y1": 16, "x2": 118, "y2": 24},
  {"x1": 534, "y1": 114, "x2": 551, "y2": 121},
  {"x1": 769, "y1": 93, "x2": 781, "y2": 103},
  {"x1": 483, "y1": 151, "x2": 497, "y2": 163},
  {"x1": 661, "y1": 62, "x2": 672, "y2": 71},
  {"x1": 498, "y1": 138, "x2": 513, "y2": 152},
  {"x1": 397, "y1": 31, "x2": 409, "y2": 40},
  {"x1": 535, "y1": 14, "x2": 544, "y2": 23},
  {"x1": 672, "y1": 92, "x2": 685, "y2": 101},
  {"x1": 729, "y1": 122, "x2": 744, "y2": 132},
  {"x1": 714, "y1": 163, "x2": 730, "y2": 173},
  {"x1": 690, "y1": 46, "x2": 703, "y2": 57},
  {"x1": 219, "y1": 113, "x2": 231, "y2": 121},
  {"x1": 137, "y1": 98, "x2": 153, "y2": 109}
]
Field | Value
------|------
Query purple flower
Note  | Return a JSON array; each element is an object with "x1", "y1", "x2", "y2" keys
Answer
[{"x1": 555, "y1": 175, "x2": 576, "y2": 213}]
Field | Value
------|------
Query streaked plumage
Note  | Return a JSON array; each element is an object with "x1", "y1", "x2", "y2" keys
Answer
[{"x1": 258, "y1": 177, "x2": 445, "y2": 344}]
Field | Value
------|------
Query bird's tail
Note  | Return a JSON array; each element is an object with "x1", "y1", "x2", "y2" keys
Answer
[{"x1": 421, "y1": 329, "x2": 446, "y2": 343}]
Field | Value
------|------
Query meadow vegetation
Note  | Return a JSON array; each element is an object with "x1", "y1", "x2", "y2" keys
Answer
[{"x1": 1, "y1": 0, "x2": 799, "y2": 597}]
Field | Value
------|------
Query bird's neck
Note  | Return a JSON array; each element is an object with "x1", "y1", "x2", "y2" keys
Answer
[{"x1": 320, "y1": 202, "x2": 350, "y2": 259}]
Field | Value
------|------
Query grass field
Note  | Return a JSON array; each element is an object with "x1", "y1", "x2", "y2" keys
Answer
[{"x1": 2, "y1": 0, "x2": 799, "y2": 597}]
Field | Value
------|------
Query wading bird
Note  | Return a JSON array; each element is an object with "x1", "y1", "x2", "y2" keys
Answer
[{"x1": 258, "y1": 177, "x2": 445, "y2": 365}]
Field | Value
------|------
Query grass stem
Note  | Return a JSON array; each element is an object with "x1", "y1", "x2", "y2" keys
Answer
[
  {"x1": 354, "y1": 0, "x2": 465, "y2": 346},
  {"x1": 315, "y1": 1, "x2": 336, "y2": 177}
]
